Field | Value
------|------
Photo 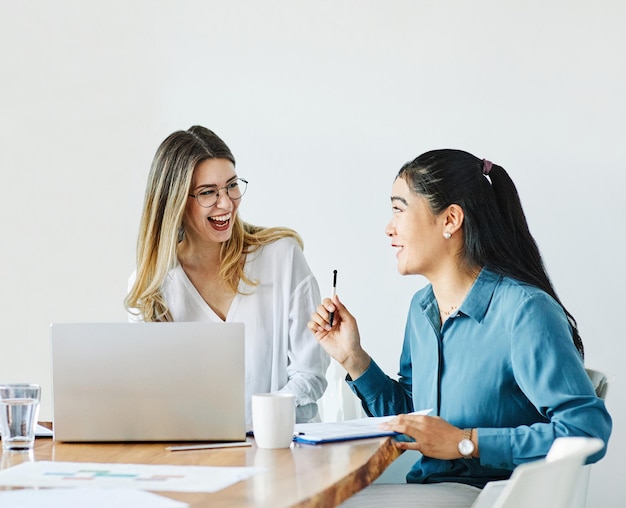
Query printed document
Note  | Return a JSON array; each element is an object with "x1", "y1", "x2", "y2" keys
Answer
[{"x1": 294, "y1": 408, "x2": 432, "y2": 444}]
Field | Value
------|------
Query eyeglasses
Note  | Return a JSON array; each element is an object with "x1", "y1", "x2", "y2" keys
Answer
[{"x1": 188, "y1": 178, "x2": 248, "y2": 208}]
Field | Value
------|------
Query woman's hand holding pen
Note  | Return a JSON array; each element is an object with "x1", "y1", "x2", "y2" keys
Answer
[{"x1": 307, "y1": 294, "x2": 371, "y2": 380}]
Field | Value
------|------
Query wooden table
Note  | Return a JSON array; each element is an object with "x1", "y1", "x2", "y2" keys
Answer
[{"x1": 0, "y1": 434, "x2": 402, "y2": 508}]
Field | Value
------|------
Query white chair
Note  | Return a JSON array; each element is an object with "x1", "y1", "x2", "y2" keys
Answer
[
  {"x1": 585, "y1": 368, "x2": 610, "y2": 400},
  {"x1": 566, "y1": 368, "x2": 611, "y2": 507},
  {"x1": 475, "y1": 369, "x2": 610, "y2": 508},
  {"x1": 471, "y1": 437, "x2": 605, "y2": 508},
  {"x1": 339, "y1": 437, "x2": 604, "y2": 508}
]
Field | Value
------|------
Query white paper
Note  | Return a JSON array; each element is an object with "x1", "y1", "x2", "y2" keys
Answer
[
  {"x1": 0, "y1": 488, "x2": 188, "y2": 508},
  {"x1": 0, "y1": 461, "x2": 264, "y2": 493},
  {"x1": 294, "y1": 408, "x2": 432, "y2": 443},
  {"x1": 35, "y1": 424, "x2": 53, "y2": 437}
]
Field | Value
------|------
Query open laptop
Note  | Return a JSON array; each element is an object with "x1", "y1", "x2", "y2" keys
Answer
[{"x1": 49, "y1": 322, "x2": 245, "y2": 443}]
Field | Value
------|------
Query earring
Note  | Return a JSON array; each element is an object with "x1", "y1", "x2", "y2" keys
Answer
[
  {"x1": 178, "y1": 226, "x2": 185, "y2": 243},
  {"x1": 443, "y1": 231, "x2": 452, "y2": 239}
]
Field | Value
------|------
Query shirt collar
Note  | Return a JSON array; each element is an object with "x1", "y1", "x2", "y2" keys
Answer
[
  {"x1": 418, "y1": 268, "x2": 501, "y2": 324},
  {"x1": 460, "y1": 268, "x2": 501, "y2": 323}
]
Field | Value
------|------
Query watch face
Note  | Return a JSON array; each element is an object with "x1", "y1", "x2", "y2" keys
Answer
[{"x1": 459, "y1": 439, "x2": 474, "y2": 456}]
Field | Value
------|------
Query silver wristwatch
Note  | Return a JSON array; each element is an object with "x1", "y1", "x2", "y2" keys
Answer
[{"x1": 458, "y1": 428, "x2": 475, "y2": 459}]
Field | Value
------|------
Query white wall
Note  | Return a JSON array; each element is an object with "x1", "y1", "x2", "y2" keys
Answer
[{"x1": 1, "y1": 1, "x2": 624, "y2": 505}]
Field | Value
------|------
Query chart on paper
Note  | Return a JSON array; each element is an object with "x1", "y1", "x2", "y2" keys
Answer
[{"x1": 0, "y1": 461, "x2": 264, "y2": 493}]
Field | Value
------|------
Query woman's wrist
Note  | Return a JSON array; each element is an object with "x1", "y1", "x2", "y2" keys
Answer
[{"x1": 343, "y1": 350, "x2": 371, "y2": 380}]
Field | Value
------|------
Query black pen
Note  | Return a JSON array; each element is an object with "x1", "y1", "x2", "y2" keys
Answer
[{"x1": 329, "y1": 270, "x2": 338, "y2": 327}]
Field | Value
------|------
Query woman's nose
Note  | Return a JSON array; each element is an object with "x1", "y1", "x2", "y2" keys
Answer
[
  {"x1": 215, "y1": 190, "x2": 231, "y2": 208},
  {"x1": 385, "y1": 220, "x2": 395, "y2": 237}
]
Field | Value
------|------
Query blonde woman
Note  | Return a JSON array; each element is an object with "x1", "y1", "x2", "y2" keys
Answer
[{"x1": 126, "y1": 125, "x2": 329, "y2": 425}]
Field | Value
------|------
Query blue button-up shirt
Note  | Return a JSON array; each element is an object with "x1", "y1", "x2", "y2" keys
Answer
[{"x1": 348, "y1": 269, "x2": 612, "y2": 487}]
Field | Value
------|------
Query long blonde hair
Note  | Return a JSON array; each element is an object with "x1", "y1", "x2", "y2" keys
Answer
[{"x1": 124, "y1": 126, "x2": 302, "y2": 322}]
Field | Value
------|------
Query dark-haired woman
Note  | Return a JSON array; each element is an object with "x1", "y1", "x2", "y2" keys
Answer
[{"x1": 308, "y1": 150, "x2": 611, "y2": 492}]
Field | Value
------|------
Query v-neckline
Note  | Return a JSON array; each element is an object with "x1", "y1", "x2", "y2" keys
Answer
[{"x1": 176, "y1": 264, "x2": 242, "y2": 322}]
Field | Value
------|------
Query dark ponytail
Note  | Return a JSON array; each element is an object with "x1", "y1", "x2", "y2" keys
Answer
[{"x1": 397, "y1": 149, "x2": 584, "y2": 357}]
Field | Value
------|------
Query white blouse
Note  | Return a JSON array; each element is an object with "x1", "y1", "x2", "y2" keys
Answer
[{"x1": 130, "y1": 237, "x2": 329, "y2": 426}]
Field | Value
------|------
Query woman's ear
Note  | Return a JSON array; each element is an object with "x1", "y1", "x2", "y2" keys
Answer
[{"x1": 443, "y1": 204, "x2": 464, "y2": 235}]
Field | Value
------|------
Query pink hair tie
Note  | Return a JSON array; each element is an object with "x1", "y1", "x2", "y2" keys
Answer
[{"x1": 482, "y1": 159, "x2": 493, "y2": 175}]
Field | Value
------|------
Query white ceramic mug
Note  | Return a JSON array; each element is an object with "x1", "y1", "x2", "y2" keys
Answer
[{"x1": 251, "y1": 392, "x2": 295, "y2": 449}]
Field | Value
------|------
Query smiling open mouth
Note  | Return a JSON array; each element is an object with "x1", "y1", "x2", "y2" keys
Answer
[{"x1": 208, "y1": 213, "x2": 231, "y2": 231}]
